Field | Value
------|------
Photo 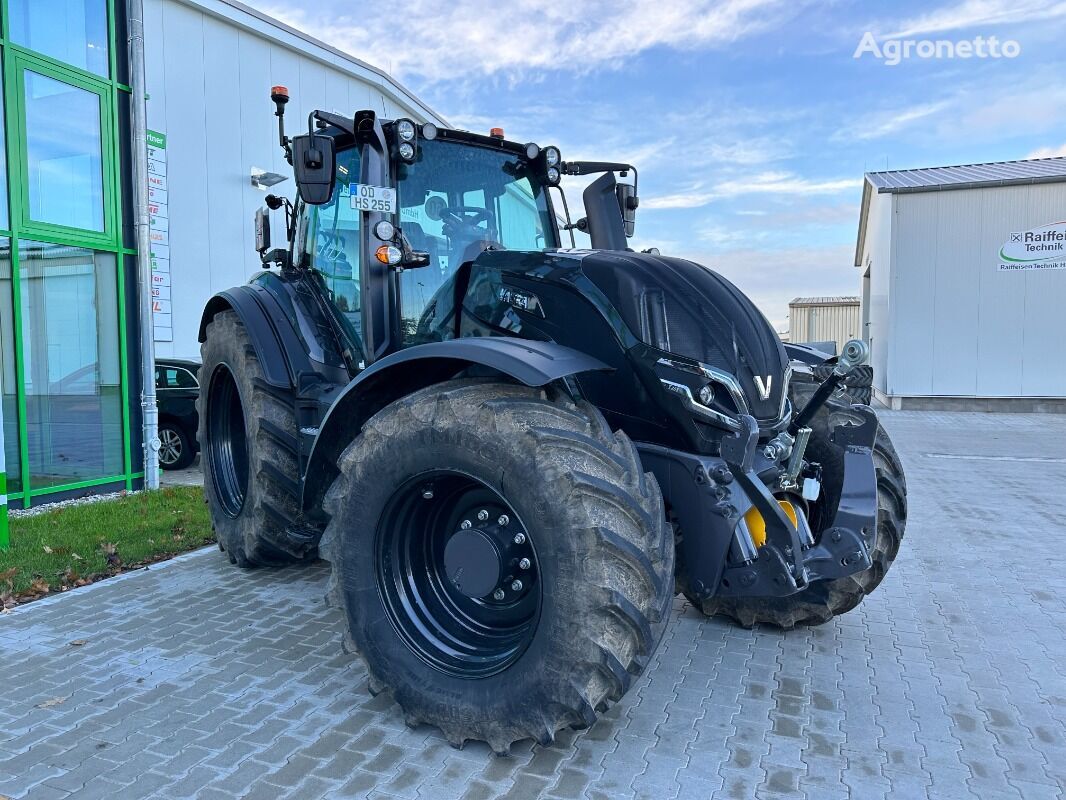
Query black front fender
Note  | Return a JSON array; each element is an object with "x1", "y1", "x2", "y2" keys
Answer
[
  {"x1": 300, "y1": 337, "x2": 610, "y2": 518},
  {"x1": 199, "y1": 286, "x2": 297, "y2": 389}
]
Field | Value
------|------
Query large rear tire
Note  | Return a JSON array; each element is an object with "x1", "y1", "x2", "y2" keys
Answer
[
  {"x1": 685, "y1": 421, "x2": 907, "y2": 629},
  {"x1": 320, "y1": 380, "x2": 674, "y2": 753},
  {"x1": 198, "y1": 310, "x2": 307, "y2": 567}
]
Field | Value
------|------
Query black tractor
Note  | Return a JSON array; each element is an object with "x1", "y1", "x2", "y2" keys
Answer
[{"x1": 197, "y1": 87, "x2": 907, "y2": 753}]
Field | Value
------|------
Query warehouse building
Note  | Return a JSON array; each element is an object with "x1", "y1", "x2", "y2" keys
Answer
[
  {"x1": 0, "y1": 0, "x2": 444, "y2": 510},
  {"x1": 787, "y1": 296, "x2": 860, "y2": 356},
  {"x1": 855, "y1": 158, "x2": 1066, "y2": 411}
]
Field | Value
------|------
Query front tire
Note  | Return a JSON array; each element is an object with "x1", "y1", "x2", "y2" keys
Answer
[
  {"x1": 320, "y1": 381, "x2": 674, "y2": 753},
  {"x1": 198, "y1": 310, "x2": 306, "y2": 567}
]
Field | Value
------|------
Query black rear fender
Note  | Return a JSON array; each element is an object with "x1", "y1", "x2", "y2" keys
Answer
[{"x1": 300, "y1": 338, "x2": 610, "y2": 517}]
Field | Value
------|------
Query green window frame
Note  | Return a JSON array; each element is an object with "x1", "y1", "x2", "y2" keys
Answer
[
  {"x1": 7, "y1": 51, "x2": 117, "y2": 248},
  {"x1": 0, "y1": 0, "x2": 138, "y2": 531}
]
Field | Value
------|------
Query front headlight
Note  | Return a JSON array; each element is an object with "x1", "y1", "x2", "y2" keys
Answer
[
  {"x1": 396, "y1": 119, "x2": 416, "y2": 142},
  {"x1": 544, "y1": 146, "x2": 560, "y2": 167}
]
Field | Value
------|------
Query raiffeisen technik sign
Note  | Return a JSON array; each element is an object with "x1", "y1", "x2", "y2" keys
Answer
[{"x1": 999, "y1": 221, "x2": 1066, "y2": 271}]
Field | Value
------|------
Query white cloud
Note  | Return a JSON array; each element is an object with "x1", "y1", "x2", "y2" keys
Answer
[
  {"x1": 644, "y1": 171, "x2": 859, "y2": 209},
  {"x1": 1026, "y1": 143, "x2": 1066, "y2": 159},
  {"x1": 886, "y1": 0, "x2": 1066, "y2": 38},
  {"x1": 844, "y1": 100, "x2": 951, "y2": 141},
  {"x1": 253, "y1": 0, "x2": 796, "y2": 80},
  {"x1": 713, "y1": 172, "x2": 861, "y2": 197},
  {"x1": 702, "y1": 137, "x2": 791, "y2": 166},
  {"x1": 643, "y1": 190, "x2": 719, "y2": 210},
  {"x1": 956, "y1": 81, "x2": 1066, "y2": 134}
]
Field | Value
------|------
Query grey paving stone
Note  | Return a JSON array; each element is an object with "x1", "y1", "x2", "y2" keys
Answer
[{"x1": 2, "y1": 410, "x2": 1064, "y2": 800}]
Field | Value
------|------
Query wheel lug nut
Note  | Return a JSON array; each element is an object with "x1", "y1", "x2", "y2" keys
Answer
[
  {"x1": 519, "y1": 558, "x2": 531, "y2": 570},
  {"x1": 511, "y1": 579, "x2": 523, "y2": 592},
  {"x1": 477, "y1": 509, "x2": 489, "y2": 522},
  {"x1": 512, "y1": 532, "x2": 525, "y2": 545},
  {"x1": 460, "y1": 520, "x2": 472, "y2": 530},
  {"x1": 492, "y1": 588, "x2": 505, "y2": 601},
  {"x1": 498, "y1": 514, "x2": 510, "y2": 526}
]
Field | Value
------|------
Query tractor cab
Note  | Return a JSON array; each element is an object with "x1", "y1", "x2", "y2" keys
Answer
[{"x1": 256, "y1": 88, "x2": 638, "y2": 362}]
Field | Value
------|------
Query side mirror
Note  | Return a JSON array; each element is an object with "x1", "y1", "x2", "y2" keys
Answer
[
  {"x1": 255, "y1": 206, "x2": 270, "y2": 254},
  {"x1": 255, "y1": 202, "x2": 290, "y2": 267},
  {"x1": 616, "y1": 182, "x2": 638, "y2": 238},
  {"x1": 291, "y1": 133, "x2": 336, "y2": 205}
]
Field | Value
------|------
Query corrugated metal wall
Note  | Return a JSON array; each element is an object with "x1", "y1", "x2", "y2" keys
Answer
[
  {"x1": 789, "y1": 302, "x2": 860, "y2": 354},
  {"x1": 143, "y1": 0, "x2": 445, "y2": 358},
  {"x1": 889, "y1": 183, "x2": 1066, "y2": 398}
]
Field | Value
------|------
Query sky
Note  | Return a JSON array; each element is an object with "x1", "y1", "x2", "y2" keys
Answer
[{"x1": 250, "y1": 0, "x2": 1066, "y2": 330}]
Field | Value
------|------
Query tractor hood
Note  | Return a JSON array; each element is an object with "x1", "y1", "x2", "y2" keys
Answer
[{"x1": 575, "y1": 251, "x2": 789, "y2": 423}]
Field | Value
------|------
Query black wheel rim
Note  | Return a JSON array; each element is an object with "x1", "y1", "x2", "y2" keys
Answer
[
  {"x1": 207, "y1": 364, "x2": 248, "y2": 518},
  {"x1": 376, "y1": 471, "x2": 541, "y2": 678},
  {"x1": 158, "y1": 427, "x2": 182, "y2": 466}
]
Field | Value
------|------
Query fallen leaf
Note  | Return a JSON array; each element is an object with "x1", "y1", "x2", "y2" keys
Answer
[
  {"x1": 69, "y1": 639, "x2": 88, "y2": 647},
  {"x1": 71, "y1": 553, "x2": 83, "y2": 561},
  {"x1": 42, "y1": 545, "x2": 53, "y2": 554},
  {"x1": 100, "y1": 542, "x2": 121, "y2": 568},
  {"x1": 35, "y1": 696, "x2": 67, "y2": 709},
  {"x1": 28, "y1": 578, "x2": 50, "y2": 596},
  {"x1": 0, "y1": 568, "x2": 16, "y2": 583}
]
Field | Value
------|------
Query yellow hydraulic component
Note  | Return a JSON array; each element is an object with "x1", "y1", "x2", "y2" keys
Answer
[{"x1": 743, "y1": 500, "x2": 799, "y2": 549}]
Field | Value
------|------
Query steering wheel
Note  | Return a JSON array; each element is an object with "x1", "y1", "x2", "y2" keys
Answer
[{"x1": 440, "y1": 205, "x2": 495, "y2": 234}]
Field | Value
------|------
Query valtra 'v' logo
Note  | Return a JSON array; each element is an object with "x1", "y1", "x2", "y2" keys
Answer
[{"x1": 753, "y1": 375, "x2": 772, "y2": 401}]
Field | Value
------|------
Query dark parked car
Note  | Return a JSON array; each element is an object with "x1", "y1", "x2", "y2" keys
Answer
[{"x1": 156, "y1": 358, "x2": 200, "y2": 470}]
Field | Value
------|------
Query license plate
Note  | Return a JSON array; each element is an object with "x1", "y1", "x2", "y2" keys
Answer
[{"x1": 350, "y1": 183, "x2": 396, "y2": 213}]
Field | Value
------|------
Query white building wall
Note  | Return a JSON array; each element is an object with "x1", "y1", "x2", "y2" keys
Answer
[
  {"x1": 882, "y1": 184, "x2": 1066, "y2": 398},
  {"x1": 143, "y1": 0, "x2": 445, "y2": 358},
  {"x1": 858, "y1": 191, "x2": 893, "y2": 394}
]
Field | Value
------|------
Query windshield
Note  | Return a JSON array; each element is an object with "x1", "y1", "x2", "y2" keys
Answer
[{"x1": 395, "y1": 138, "x2": 556, "y2": 345}]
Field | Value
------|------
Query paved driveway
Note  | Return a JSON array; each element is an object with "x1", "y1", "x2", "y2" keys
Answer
[{"x1": 2, "y1": 410, "x2": 1065, "y2": 800}]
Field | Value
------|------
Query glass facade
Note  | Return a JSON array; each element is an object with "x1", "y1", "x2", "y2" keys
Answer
[
  {"x1": 0, "y1": 0, "x2": 137, "y2": 515},
  {"x1": 8, "y1": 0, "x2": 110, "y2": 78},
  {"x1": 23, "y1": 71, "x2": 106, "y2": 231}
]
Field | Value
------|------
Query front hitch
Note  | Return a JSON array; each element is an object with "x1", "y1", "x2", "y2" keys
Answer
[{"x1": 637, "y1": 403, "x2": 880, "y2": 603}]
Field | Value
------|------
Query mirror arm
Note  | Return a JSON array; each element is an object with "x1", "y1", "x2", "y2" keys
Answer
[
  {"x1": 312, "y1": 110, "x2": 356, "y2": 136},
  {"x1": 551, "y1": 185, "x2": 576, "y2": 247},
  {"x1": 392, "y1": 227, "x2": 432, "y2": 270}
]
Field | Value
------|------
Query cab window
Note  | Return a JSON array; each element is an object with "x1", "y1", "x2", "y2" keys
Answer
[{"x1": 303, "y1": 146, "x2": 363, "y2": 341}]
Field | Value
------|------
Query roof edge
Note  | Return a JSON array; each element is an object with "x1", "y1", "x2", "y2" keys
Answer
[
  {"x1": 854, "y1": 178, "x2": 873, "y2": 267},
  {"x1": 789, "y1": 297, "x2": 860, "y2": 307},
  {"x1": 873, "y1": 172, "x2": 1066, "y2": 194}
]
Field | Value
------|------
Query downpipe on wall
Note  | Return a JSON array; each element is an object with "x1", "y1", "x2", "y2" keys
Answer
[{"x1": 127, "y1": 0, "x2": 160, "y2": 489}]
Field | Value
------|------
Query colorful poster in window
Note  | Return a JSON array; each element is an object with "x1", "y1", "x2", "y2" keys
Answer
[{"x1": 147, "y1": 130, "x2": 172, "y2": 341}]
